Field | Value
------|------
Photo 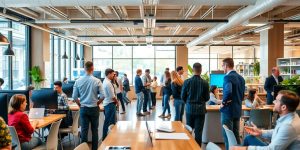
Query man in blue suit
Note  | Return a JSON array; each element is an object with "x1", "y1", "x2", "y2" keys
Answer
[
  {"x1": 221, "y1": 58, "x2": 245, "y2": 150},
  {"x1": 264, "y1": 67, "x2": 283, "y2": 105}
]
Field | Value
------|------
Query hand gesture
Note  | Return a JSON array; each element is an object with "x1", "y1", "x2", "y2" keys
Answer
[{"x1": 244, "y1": 122, "x2": 262, "y2": 136}]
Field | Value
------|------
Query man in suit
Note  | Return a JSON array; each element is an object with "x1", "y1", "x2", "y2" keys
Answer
[
  {"x1": 264, "y1": 67, "x2": 283, "y2": 105},
  {"x1": 221, "y1": 58, "x2": 245, "y2": 150}
]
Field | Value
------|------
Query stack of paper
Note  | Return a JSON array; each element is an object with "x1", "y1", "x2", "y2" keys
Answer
[{"x1": 155, "y1": 133, "x2": 190, "y2": 140}]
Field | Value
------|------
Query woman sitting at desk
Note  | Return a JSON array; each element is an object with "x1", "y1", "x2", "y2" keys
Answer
[
  {"x1": 8, "y1": 94, "x2": 42, "y2": 150},
  {"x1": 245, "y1": 89, "x2": 265, "y2": 109},
  {"x1": 207, "y1": 85, "x2": 222, "y2": 105}
]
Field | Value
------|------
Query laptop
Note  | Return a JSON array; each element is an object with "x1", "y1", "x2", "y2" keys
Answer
[
  {"x1": 145, "y1": 119, "x2": 154, "y2": 147},
  {"x1": 29, "y1": 108, "x2": 45, "y2": 119}
]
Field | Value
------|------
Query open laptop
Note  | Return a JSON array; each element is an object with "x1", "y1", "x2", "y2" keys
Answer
[
  {"x1": 29, "y1": 108, "x2": 45, "y2": 119},
  {"x1": 145, "y1": 119, "x2": 154, "y2": 147}
]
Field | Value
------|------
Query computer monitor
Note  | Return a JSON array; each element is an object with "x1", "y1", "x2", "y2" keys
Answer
[
  {"x1": 210, "y1": 74, "x2": 225, "y2": 88},
  {"x1": 0, "y1": 90, "x2": 30, "y2": 111},
  {"x1": 93, "y1": 71, "x2": 101, "y2": 79},
  {"x1": 273, "y1": 85, "x2": 300, "y2": 100},
  {"x1": 32, "y1": 89, "x2": 58, "y2": 109},
  {"x1": 0, "y1": 93, "x2": 8, "y2": 123},
  {"x1": 62, "y1": 83, "x2": 74, "y2": 98}
]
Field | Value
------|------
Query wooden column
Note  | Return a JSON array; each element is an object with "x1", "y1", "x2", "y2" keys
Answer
[{"x1": 176, "y1": 46, "x2": 188, "y2": 78}]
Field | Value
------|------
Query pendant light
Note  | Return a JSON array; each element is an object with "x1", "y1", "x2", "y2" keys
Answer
[
  {"x1": 3, "y1": 44, "x2": 14, "y2": 56},
  {"x1": 61, "y1": 40, "x2": 68, "y2": 59},
  {"x1": 76, "y1": 54, "x2": 80, "y2": 60}
]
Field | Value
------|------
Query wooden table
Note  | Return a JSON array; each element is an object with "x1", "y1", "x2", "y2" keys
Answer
[
  {"x1": 69, "y1": 103, "x2": 104, "y2": 111},
  {"x1": 30, "y1": 114, "x2": 66, "y2": 129},
  {"x1": 206, "y1": 104, "x2": 274, "y2": 111},
  {"x1": 98, "y1": 121, "x2": 201, "y2": 150}
]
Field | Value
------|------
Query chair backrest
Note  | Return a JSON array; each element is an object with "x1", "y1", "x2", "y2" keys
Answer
[
  {"x1": 249, "y1": 109, "x2": 271, "y2": 129},
  {"x1": 185, "y1": 124, "x2": 193, "y2": 134},
  {"x1": 71, "y1": 111, "x2": 80, "y2": 136},
  {"x1": 47, "y1": 119, "x2": 62, "y2": 150},
  {"x1": 108, "y1": 124, "x2": 115, "y2": 134},
  {"x1": 74, "y1": 142, "x2": 89, "y2": 150},
  {"x1": 222, "y1": 125, "x2": 237, "y2": 148},
  {"x1": 206, "y1": 142, "x2": 221, "y2": 150},
  {"x1": 8, "y1": 126, "x2": 21, "y2": 150}
]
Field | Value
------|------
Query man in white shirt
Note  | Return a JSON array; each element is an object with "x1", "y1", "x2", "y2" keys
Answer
[{"x1": 232, "y1": 90, "x2": 300, "y2": 150}]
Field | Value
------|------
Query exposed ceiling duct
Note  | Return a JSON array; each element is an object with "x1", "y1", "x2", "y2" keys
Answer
[{"x1": 187, "y1": 0, "x2": 287, "y2": 48}]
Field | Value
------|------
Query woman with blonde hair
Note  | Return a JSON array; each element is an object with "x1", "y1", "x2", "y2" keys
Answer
[
  {"x1": 170, "y1": 70, "x2": 185, "y2": 121},
  {"x1": 8, "y1": 94, "x2": 42, "y2": 150}
]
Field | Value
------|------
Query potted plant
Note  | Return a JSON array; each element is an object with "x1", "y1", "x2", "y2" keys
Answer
[
  {"x1": 29, "y1": 66, "x2": 45, "y2": 89},
  {"x1": 187, "y1": 64, "x2": 210, "y2": 83},
  {"x1": 253, "y1": 61, "x2": 260, "y2": 76}
]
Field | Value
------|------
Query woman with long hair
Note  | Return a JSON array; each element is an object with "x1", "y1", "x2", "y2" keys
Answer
[
  {"x1": 8, "y1": 94, "x2": 42, "y2": 150},
  {"x1": 245, "y1": 89, "x2": 265, "y2": 109},
  {"x1": 159, "y1": 71, "x2": 172, "y2": 118},
  {"x1": 170, "y1": 70, "x2": 185, "y2": 121},
  {"x1": 207, "y1": 85, "x2": 222, "y2": 105}
]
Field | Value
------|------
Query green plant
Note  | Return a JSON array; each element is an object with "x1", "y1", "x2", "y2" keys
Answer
[
  {"x1": 29, "y1": 66, "x2": 45, "y2": 89},
  {"x1": 253, "y1": 61, "x2": 260, "y2": 76},
  {"x1": 187, "y1": 64, "x2": 210, "y2": 82},
  {"x1": 281, "y1": 75, "x2": 300, "y2": 85}
]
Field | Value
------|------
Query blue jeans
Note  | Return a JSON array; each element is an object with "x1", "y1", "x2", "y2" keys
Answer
[
  {"x1": 136, "y1": 92, "x2": 144, "y2": 114},
  {"x1": 186, "y1": 113, "x2": 205, "y2": 146},
  {"x1": 267, "y1": 92, "x2": 273, "y2": 105},
  {"x1": 162, "y1": 94, "x2": 171, "y2": 115},
  {"x1": 221, "y1": 113, "x2": 241, "y2": 150},
  {"x1": 243, "y1": 135, "x2": 268, "y2": 146},
  {"x1": 117, "y1": 93, "x2": 125, "y2": 112},
  {"x1": 122, "y1": 91, "x2": 130, "y2": 103},
  {"x1": 21, "y1": 137, "x2": 42, "y2": 150},
  {"x1": 143, "y1": 90, "x2": 151, "y2": 112},
  {"x1": 151, "y1": 92, "x2": 156, "y2": 106},
  {"x1": 80, "y1": 107, "x2": 100, "y2": 150},
  {"x1": 174, "y1": 99, "x2": 185, "y2": 121},
  {"x1": 102, "y1": 103, "x2": 117, "y2": 140}
]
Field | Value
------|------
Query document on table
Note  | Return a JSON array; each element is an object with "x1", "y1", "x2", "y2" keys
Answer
[{"x1": 155, "y1": 133, "x2": 190, "y2": 140}]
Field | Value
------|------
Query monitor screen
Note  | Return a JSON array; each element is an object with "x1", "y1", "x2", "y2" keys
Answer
[
  {"x1": 0, "y1": 90, "x2": 30, "y2": 111},
  {"x1": 32, "y1": 89, "x2": 58, "y2": 109},
  {"x1": 62, "y1": 83, "x2": 74, "y2": 98},
  {"x1": 0, "y1": 93, "x2": 8, "y2": 123},
  {"x1": 210, "y1": 74, "x2": 225, "y2": 88}
]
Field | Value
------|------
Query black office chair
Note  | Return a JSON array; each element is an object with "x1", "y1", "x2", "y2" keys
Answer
[{"x1": 249, "y1": 109, "x2": 272, "y2": 129}]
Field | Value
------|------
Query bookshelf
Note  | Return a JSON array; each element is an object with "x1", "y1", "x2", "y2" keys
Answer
[{"x1": 277, "y1": 57, "x2": 300, "y2": 79}]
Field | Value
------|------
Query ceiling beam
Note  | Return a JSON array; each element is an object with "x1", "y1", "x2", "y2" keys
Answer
[
  {"x1": 77, "y1": 35, "x2": 199, "y2": 38},
  {"x1": 74, "y1": 6, "x2": 92, "y2": 19},
  {"x1": 69, "y1": 19, "x2": 228, "y2": 23}
]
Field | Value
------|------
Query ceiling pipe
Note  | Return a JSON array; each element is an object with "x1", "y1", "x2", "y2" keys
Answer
[
  {"x1": 47, "y1": 6, "x2": 68, "y2": 19},
  {"x1": 6, "y1": 8, "x2": 37, "y2": 19},
  {"x1": 187, "y1": 0, "x2": 287, "y2": 48},
  {"x1": 36, "y1": 7, "x2": 61, "y2": 19}
]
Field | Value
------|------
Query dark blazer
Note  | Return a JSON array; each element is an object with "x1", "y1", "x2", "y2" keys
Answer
[
  {"x1": 264, "y1": 75, "x2": 283, "y2": 104},
  {"x1": 220, "y1": 70, "x2": 245, "y2": 118},
  {"x1": 264, "y1": 75, "x2": 283, "y2": 93}
]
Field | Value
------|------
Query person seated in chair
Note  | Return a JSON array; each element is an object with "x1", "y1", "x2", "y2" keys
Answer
[
  {"x1": 232, "y1": 90, "x2": 300, "y2": 150},
  {"x1": 53, "y1": 81, "x2": 73, "y2": 129}
]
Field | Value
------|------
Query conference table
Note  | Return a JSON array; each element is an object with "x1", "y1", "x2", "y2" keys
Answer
[
  {"x1": 99, "y1": 121, "x2": 201, "y2": 150},
  {"x1": 202, "y1": 105, "x2": 274, "y2": 143},
  {"x1": 68, "y1": 102, "x2": 104, "y2": 111}
]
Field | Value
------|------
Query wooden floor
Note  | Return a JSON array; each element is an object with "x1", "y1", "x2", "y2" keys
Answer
[{"x1": 61, "y1": 99, "x2": 225, "y2": 150}]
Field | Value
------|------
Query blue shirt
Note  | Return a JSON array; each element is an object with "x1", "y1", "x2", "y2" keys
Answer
[
  {"x1": 72, "y1": 74, "x2": 105, "y2": 107},
  {"x1": 249, "y1": 112, "x2": 300, "y2": 150},
  {"x1": 134, "y1": 75, "x2": 144, "y2": 94},
  {"x1": 102, "y1": 78, "x2": 116, "y2": 106}
]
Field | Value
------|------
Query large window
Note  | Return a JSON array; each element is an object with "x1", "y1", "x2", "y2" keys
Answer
[
  {"x1": 0, "y1": 18, "x2": 29, "y2": 90},
  {"x1": 93, "y1": 46, "x2": 176, "y2": 84}
]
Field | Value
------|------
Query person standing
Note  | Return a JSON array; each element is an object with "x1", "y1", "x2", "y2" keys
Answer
[
  {"x1": 159, "y1": 71, "x2": 172, "y2": 118},
  {"x1": 264, "y1": 67, "x2": 283, "y2": 105},
  {"x1": 176, "y1": 66, "x2": 185, "y2": 81},
  {"x1": 102, "y1": 68, "x2": 118, "y2": 140},
  {"x1": 72, "y1": 61, "x2": 105, "y2": 150},
  {"x1": 142, "y1": 69, "x2": 152, "y2": 114},
  {"x1": 115, "y1": 71, "x2": 126, "y2": 114},
  {"x1": 181, "y1": 63, "x2": 209, "y2": 146},
  {"x1": 150, "y1": 76, "x2": 158, "y2": 107},
  {"x1": 134, "y1": 69, "x2": 145, "y2": 116},
  {"x1": 171, "y1": 71, "x2": 184, "y2": 121},
  {"x1": 122, "y1": 73, "x2": 131, "y2": 104},
  {"x1": 160, "y1": 68, "x2": 169, "y2": 107},
  {"x1": 220, "y1": 58, "x2": 245, "y2": 150}
]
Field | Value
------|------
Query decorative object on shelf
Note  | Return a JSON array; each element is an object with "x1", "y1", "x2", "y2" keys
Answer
[
  {"x1": 3, "y1": 44, "x2": 14, "y2": 56},
  {"x1": 29, "y1": 66, "x2": 45, "y2": 90},
  {"x1": 277, "y1": 57, "x2": 300, "y2": 79},
  {"x1": 253, "y1": 61, "x2": 260, "y2": 76}
]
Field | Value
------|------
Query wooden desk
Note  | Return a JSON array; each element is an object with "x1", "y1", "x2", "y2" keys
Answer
[
  {"x1": 30, "y1": 114, "x2": 66, "y2": 129},
  {"x1": 69, "y1": 103, "x2": 104, "y2": 111},
  {"x1": 99, "y1": 121, "x2": 201, "y2": 150},
  {"x1": 206, "y1": 105, "x2": 274, "y2": 112}
]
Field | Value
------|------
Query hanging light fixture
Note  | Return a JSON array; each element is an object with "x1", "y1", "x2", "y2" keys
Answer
[
  {"x1": 3, "y1": 45, "x2": 14, "y2": 56},
  {"x1": 81, "y1": 56, "x2": 84, "y2": 61},
  {"x1": 62, "y1": 51, "x2": 68, "y2": 59},
  {"x1": 0, "y1": 33, "x2": 9, "y2": 45},
  {"x1": 76, "y1": 54, "x2": 80, "y2": 60}
]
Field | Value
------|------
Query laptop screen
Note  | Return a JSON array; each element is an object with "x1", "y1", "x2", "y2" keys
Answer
[{"x1": 145, "y1": 120, "x2": 153, "y2": 147}]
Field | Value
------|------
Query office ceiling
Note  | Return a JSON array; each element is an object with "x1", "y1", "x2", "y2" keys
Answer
[{"x1": 1, "y1": 0, "x2": 300, "y2": 46}]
